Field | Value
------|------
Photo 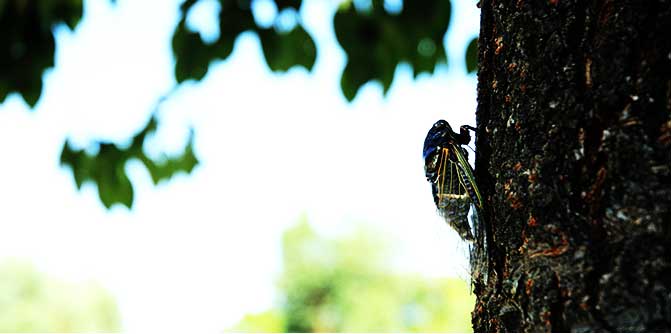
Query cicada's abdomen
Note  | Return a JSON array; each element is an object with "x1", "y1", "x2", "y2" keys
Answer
[{"x1": 436, "y1": 193, "x2": 474, "y2": 241}]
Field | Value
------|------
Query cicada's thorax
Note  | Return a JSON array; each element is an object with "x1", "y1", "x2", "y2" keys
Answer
[{"x1": 423, "y1": 120, "x2": 461, "y2": 182}]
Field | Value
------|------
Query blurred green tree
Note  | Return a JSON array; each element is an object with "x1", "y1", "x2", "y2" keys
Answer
[
  {"x1": 232, "y1": 219, "x2": 475, "y2": 332},
  {"x1": 0, "y1": 261, "x2": 120, "y2": 332},
  {"x1": 0, "y1": 0, "x2": 476, "y2": 208}
]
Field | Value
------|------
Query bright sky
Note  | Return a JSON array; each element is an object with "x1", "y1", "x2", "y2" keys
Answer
[{"x1": 0, "y1": 0, "x2": 479, "y2": 332}]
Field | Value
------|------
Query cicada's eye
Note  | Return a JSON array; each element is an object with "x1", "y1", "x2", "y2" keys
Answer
[{"x1": 433, "y1": 120, "x2": 447, "y2": 129}]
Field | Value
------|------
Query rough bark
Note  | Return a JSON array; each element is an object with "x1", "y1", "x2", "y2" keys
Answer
[{"x1": 472, "y1": 0, "x2": 671, "y2": 332}]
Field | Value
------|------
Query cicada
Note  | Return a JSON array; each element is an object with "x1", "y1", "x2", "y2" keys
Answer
[{"x1": 423, "y1": 120, "x2": 483, "y2": 241}]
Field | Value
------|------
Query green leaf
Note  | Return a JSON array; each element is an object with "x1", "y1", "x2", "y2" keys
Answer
[
  {"x1": 340, "y1": 61, "x2": 375, "y2": 102},
  {"x1": 172, "y1": 0, "x2": 259, "y2": 83},
  {"x1": 171, "y1": 0, "x2": 316, "y2": 84},
  {"x1": 0, "y1": 1, "x2": 83, "y2": 108},
  {"x1": 51, "y1": 0, "x2": 84, "y2": 31},
  {"x1": 60, "y1": 140, "x2": 89, "y2": 189},
  {"x1": 94, "y1": 144, "x2": 133, "y2": 209},
  {"x1": 465, "y1": 37, "x2": 478, "y2": 73},
  {"x1": 172, "y1": 23, "x2": 212, "y2": 83},
  {"x1": 139, "y1": 129, "x2": 199, "y2": 185},
  {"x1": 20, "y1": 76, "x2": 43, "y2": 108},
  {"x1": 274, "y1": 0, "x2": 302, "y2": 10},
  {"x1": 334, "y1": 0, "x2": 451, "y2": 100},
  {"x1": 60, "y1": 115, "x2": 199, "y2": 209},
  {"x1": 217, "y1": 2, "x2": 256, "y2": 47},
  {"x1": 258, "y1": 25, "x2": 317, "y2": 72}
]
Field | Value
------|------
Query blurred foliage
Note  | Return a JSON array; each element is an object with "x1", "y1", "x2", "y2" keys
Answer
[
  {"x1": 0, "y1": 0, "x2": 82, "y2": 107},
  {"x1": 335, "y1": 0, "x2": 450, "y2": 100},
  {"x1": 173, "y1": 0, "x2": 316, "y2": 82},
  {"x1": 0, "y1": 260, "x2": 120, "y2": 332},
  {"x1": 0, "y1": 0, "x2": 477, "y2": 208},
  {"x1": 60, "y1": 114, "x2": 199, "y2": 209},
  {"x1": 465, "y1": 36, "x2": 478, "y2": 73},
  {"x1": 235, "y1": 309, "x2": 286, "y2": 332},
  {"x1": 232, "y1": 219, "x2": 475, "y2": 332}
]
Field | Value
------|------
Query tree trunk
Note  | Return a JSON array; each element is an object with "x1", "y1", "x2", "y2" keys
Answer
[{"x1": 472, "y1": 0, "x2": 671, "y2": 331}]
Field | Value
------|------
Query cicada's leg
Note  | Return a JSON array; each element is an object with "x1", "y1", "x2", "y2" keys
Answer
[{"x1": 461, "y1": 125, "x2": 477, "y2": 132}]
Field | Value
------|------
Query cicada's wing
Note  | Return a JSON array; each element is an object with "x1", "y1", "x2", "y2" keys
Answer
[
  {"x1": 453, "y1": 145, "x2": 489, "y2": 281},
  {"x1": 453, "y1": 145, "x2": 483, "y2": 208},
  {"x1": 433, "y1": 147, "x2": 475, "y2": 241}
]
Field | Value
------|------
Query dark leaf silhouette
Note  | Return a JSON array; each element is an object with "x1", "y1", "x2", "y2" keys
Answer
[
  {"x1": 334, "y1": 0, "x2": 450, "y2": 101},
  {"x1": 465, "y1": 37, "x2": 477, "y2": 73},
  {"x1": 258, "y1": 25, "x2": 316, "y2": 72},
  {"x1": 172, "y1": 0, "x2": 314, "y2": 82},
  {"x1": 0, "y1": 1, "x2": 82, "y2": 107}
]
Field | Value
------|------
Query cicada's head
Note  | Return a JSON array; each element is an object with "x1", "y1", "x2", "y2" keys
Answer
[{"x1": 423, "y1": 120, "x2": 457, "y2": 182}]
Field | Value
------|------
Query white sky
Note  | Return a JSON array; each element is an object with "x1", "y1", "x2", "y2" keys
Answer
[{"x1": 0, "y1": 0, "x2": 479, "y2": 332}]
